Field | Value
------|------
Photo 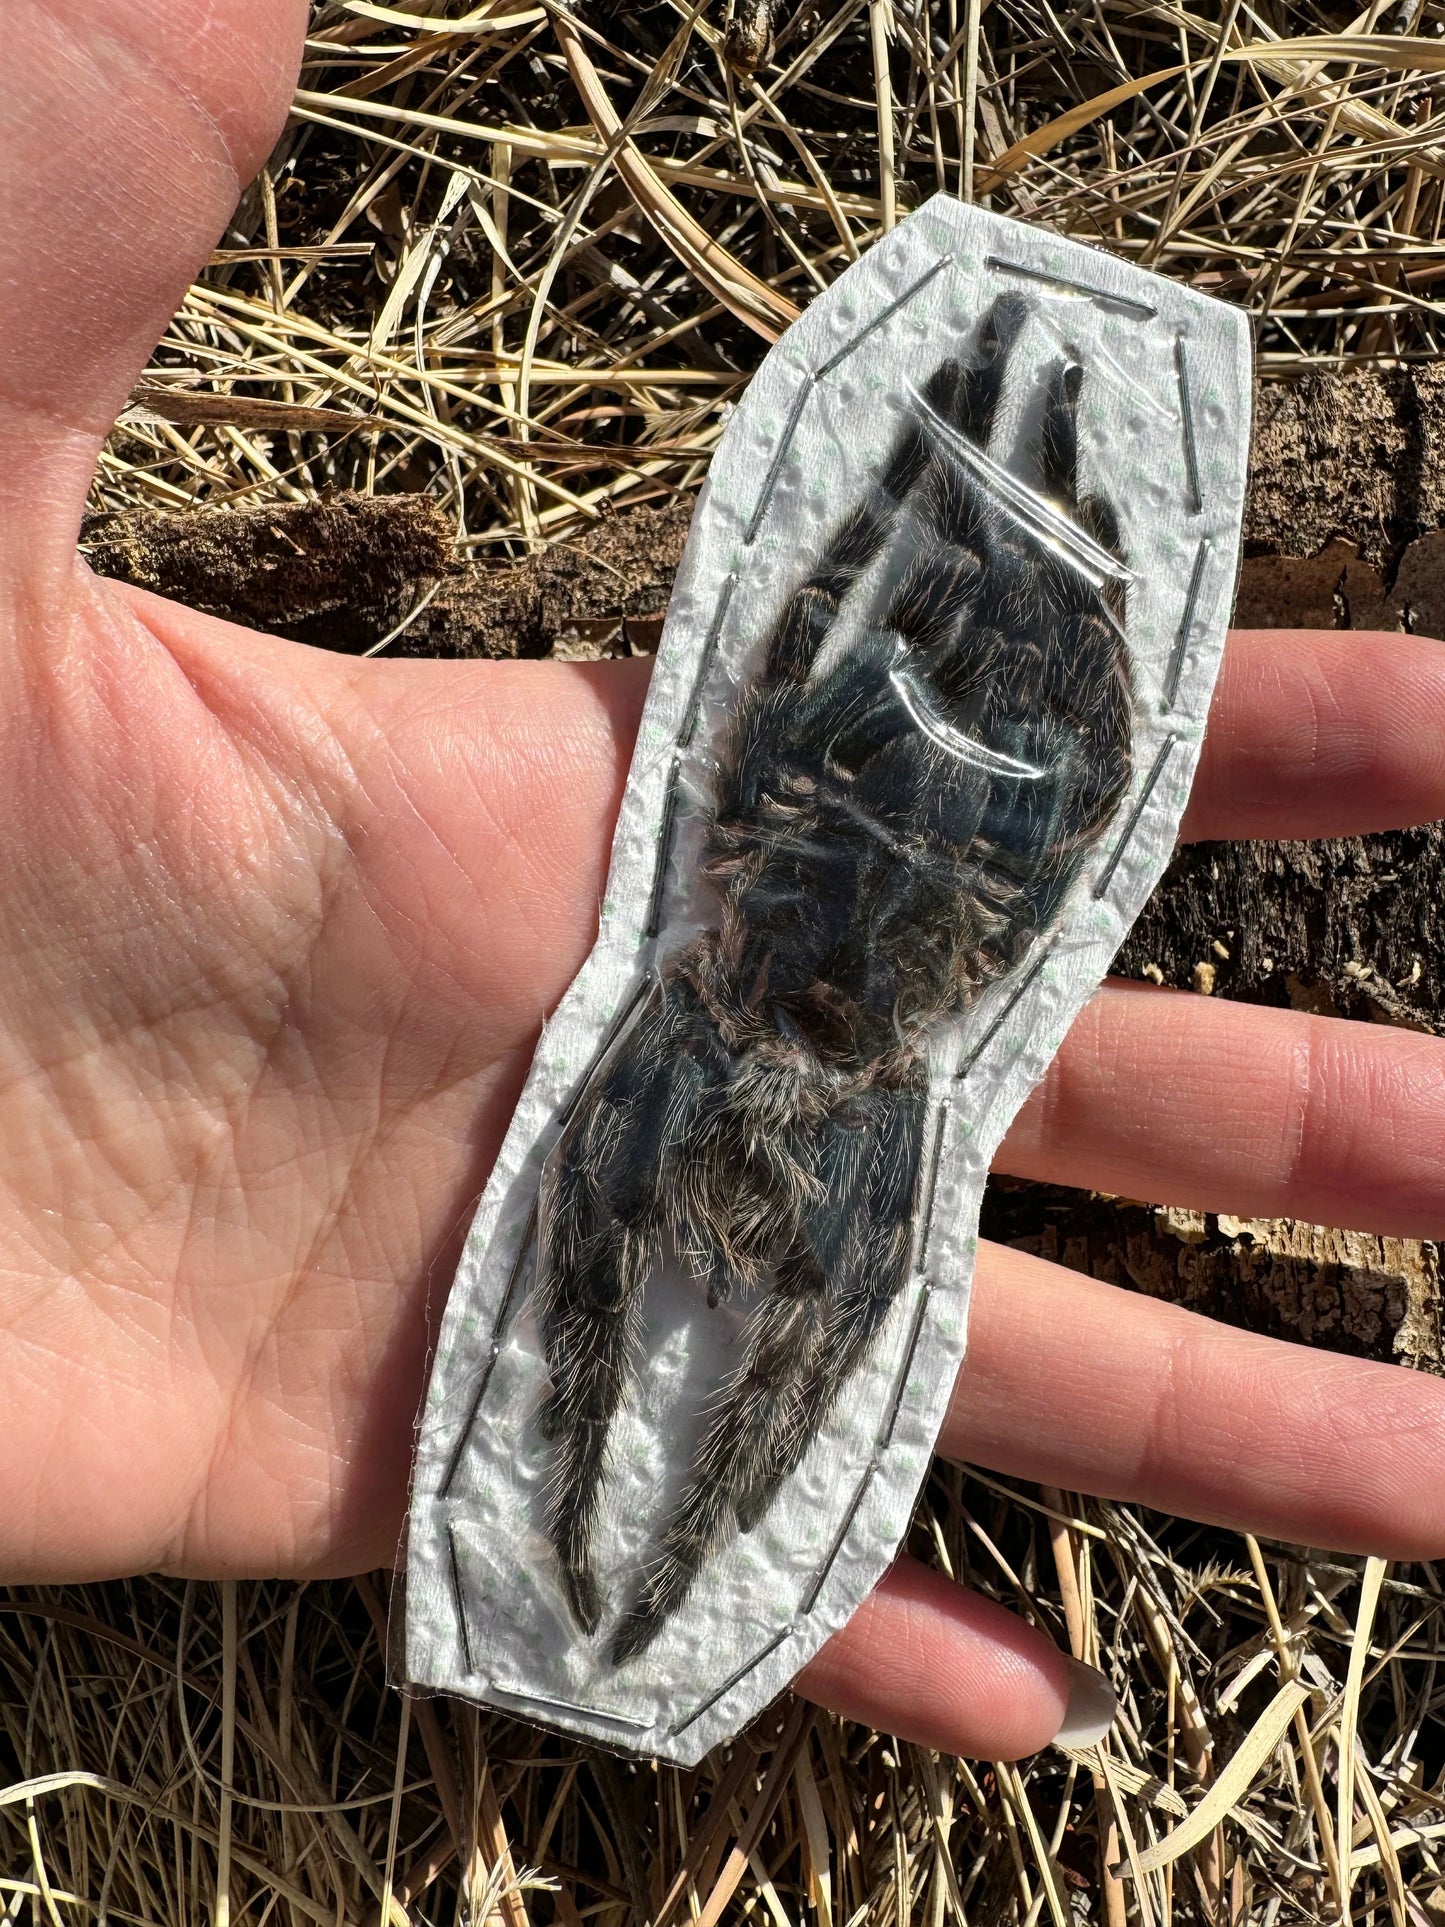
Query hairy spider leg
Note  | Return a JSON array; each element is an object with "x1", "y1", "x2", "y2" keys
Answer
[
  {"x1": 760, "y1": 365, "x2": 944, "y2": 685},
  {"x1": 535, "y1": 978, "x2": 733, "y2": 1630},
  {"x1": 610, "y1": 1075, "x2": 927, "y2": 1663}
]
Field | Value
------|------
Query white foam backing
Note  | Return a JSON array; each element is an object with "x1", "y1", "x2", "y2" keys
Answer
[{"x1": 402, "y1": 196, "x2": 1253, "y2": 1765}]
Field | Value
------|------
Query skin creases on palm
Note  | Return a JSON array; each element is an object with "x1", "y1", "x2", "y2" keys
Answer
[{"x1": 534, "y1": 294, "x2": 1135, "y2": 1663}]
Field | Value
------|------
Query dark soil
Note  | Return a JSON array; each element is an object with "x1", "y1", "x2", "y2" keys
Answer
[{"x1": 83, "y1": 495, "x2": 692, "y2": 659}]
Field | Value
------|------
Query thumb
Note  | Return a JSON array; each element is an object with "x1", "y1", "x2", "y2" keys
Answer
[{"x1": 0, "y1": 0, "x2": 307, "y2": 584}]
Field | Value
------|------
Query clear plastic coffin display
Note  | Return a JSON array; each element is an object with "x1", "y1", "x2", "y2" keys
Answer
[{"x1": 402, "y1": 197, "x2": 1253, "y2": 1764}]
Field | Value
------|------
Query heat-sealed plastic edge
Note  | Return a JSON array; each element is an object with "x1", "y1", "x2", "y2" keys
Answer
[{"x1": 401, "y1": 195, "x2": 1253, "y2": 1765}]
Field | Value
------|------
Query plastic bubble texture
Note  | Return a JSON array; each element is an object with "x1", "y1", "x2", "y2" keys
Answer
[{"x1": 400, "y1": 197, "x2": 1253, "y2": 1765}]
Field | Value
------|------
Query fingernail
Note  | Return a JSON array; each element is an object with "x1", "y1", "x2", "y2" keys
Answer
[{"x1": 1055, "y1": 1658, "x2": 1117, "y2": 1749}]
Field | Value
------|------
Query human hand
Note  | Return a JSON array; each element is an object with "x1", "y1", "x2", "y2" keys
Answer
[{"x1": 3, "y1": 0, "x2": 1442, "y2": 1762}]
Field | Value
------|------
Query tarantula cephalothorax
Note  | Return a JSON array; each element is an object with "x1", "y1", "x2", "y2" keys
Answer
[{"x1": 535, "y1": 295, "x2": 1135, "y2": 1664}]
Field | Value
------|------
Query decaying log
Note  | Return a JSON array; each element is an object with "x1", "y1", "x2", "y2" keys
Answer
[
  {"x1": 979, "y1": 1183, "x2": 1442, "y2": 1371},
  {"x1": 82, "y1": 494, "x2": 691, "y2": 659}
]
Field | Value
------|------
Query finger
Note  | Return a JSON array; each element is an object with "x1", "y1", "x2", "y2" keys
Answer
[
  {"x1": 1184, "y1": 627, "x2": 1445, "y2": 841},
  {"x1": 942, "y1": 1242, "x2": 1445, "y2": 1560},
  {"x1": 997, "y1": 980, "x2": 1445, "y2": 1240},
  {"x1": 1, "y1": 1, "x2": 307, "y2": 568},
  {"x1": 795, "y1": 1557, "x2": 1114, "y2": 1759}
]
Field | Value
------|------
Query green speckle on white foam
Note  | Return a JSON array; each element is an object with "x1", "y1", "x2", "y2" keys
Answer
[
  {"x1": 958, "y1": 1118, "x2": 974, "y2": 1139},
  {"x1": 962, "y1": 1235, "x2": 978, "y2": 1255}
]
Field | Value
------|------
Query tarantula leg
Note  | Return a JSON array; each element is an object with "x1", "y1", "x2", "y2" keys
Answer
[
  {"x1": 1033, "y1": 355, "x2": 1132, "y2": 622},
  {"x1": 609, "y1": 1247, "x2": 832, "y2": 1664},
  {"x1": 609, "y1": 1078, "x2": 927, "y2": 1665},
  {"x1": 760, "y1": 340, "x2": 1002, "y2": 686},
  {"x1": 779, "y1": 296, "x2": 1032, "y2": 762},
  {"x1": 731, "y1": 1076, "x2": 927, "y2": 1530},
  {"x1": 1036, "y1": 358, "x2": 1084, "y2": 509},
  {"x1": 865, "y1": 326, "x2": 1134, "y2": 946},
  {"x1": 536, "y1": 978, "x2": 718, "y2": 1632},
  {"x1": 950, "y1": 292, "x2": 1030, "y2": 442}
]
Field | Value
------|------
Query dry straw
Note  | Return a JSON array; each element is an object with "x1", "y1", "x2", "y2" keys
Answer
[{"x1": 35, "y1": 0, "x2": 1445, "y2": 1921}]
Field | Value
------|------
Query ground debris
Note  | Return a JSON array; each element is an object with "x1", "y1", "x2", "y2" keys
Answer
[
  {"x1": 83, "y1": 493, "x2": 691, "y2": 660},
  {"x1": 1119, "y1": 828, "x2": 1445, "y2": 1033}
]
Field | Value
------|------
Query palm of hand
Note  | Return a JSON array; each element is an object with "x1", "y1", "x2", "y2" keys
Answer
[
  {"x1": 5, "y1": 561, "x2": 640, "y2": 1580},
  {"x1": 4, "y1": 0, "x2": 1443, "y2": 1761}
]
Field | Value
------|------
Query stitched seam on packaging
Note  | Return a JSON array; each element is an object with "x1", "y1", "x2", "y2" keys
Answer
[
  {"x1": 984, "y1": 253, "x2": 1157, "y2": 318},
  {"x1": 1093, "y1": 734, "x2": 1178, "y2": 901},
  {"x1": 447, "y1": 1525, "x2": 476, "y2": 1674},
  {"x1": 1166, "y1": 538, "x2": 1211, "y2": 709},
  {"x1": 954, "y1": 940, "x2": 1056, "y2": 1081},
  {"x1": 911, "y1": 1101, "x2": 949, "y2": 1276},
  {"x1": 645, "y1": 759, "x2": 685, "y2": 938},
  {"x1": 439, "y1": 1202, "x2": 537, "y2": 1499},
  {"x1": 1175, "y1": 336, "x2": 1202, "y2": 514}
]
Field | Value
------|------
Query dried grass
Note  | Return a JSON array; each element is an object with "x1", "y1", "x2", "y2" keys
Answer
[
  {"x1": 2, "y1": 1509, "x2": 1442, "y2": 1925},
  {"x1": 32, "y1": 0, "x2": 1445, "y2": 1921},
  {"x1": 93, "y1": 0, "x2": 1445, "y2": 547}
]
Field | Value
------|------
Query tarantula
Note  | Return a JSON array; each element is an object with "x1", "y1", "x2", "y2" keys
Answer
[{"x1": 534, "y1": 295, "x2": 1134, "y2": 1664}]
